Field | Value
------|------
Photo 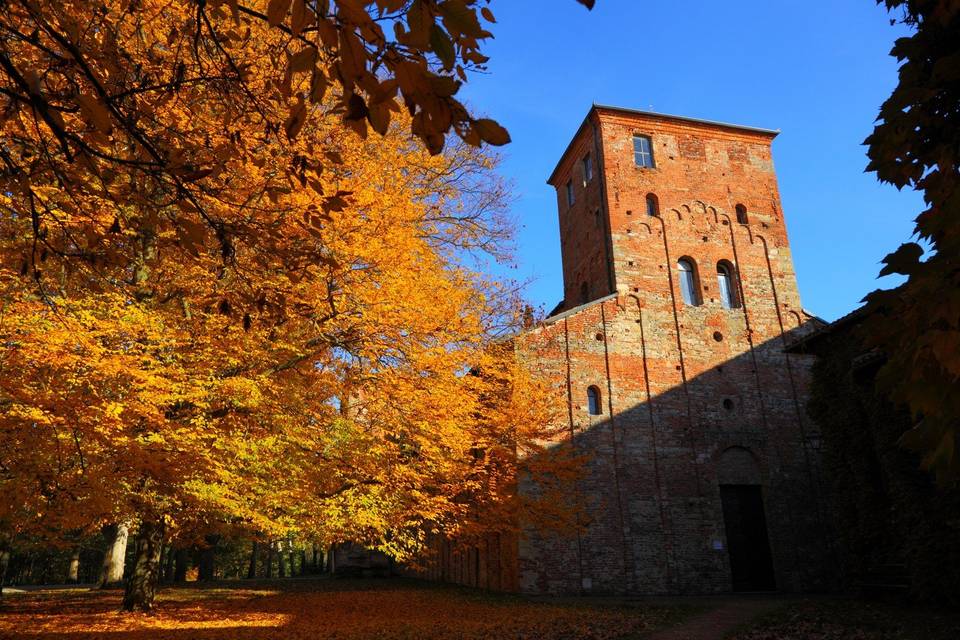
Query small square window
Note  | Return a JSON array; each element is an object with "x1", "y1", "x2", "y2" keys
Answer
[
  {"x1": 566, "y1": 180, "x2": 574, "y2": 206},
  {"x1": 633, "y1": 135, "x2": 655, "y2": 168},
  {"x1": 582, "y1": 154, "x2": 593, "y2": 183}
]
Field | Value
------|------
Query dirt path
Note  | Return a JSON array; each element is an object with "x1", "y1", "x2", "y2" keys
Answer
[{"x1": 647, "y1": 597, "x2": 783, "y2": 640}]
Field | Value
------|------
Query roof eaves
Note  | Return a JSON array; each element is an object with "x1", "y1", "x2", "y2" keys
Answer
[
  {"x1": 592, "y1": 104, "x2": 781, "y2": 137},
  {"x1": 538, "y1": 292, "x2": 619, "y2": 326}
]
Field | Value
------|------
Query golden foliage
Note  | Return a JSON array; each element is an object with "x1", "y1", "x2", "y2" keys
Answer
[
  {"x1": 0, "y1": 0, "x2": 585, "y2": 609},
  {"x1": 0, "y1": 72, "x2": 576, "y2": 593}
]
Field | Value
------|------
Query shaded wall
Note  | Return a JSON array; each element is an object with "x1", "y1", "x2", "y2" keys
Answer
[{"x1": 803, "y1": 323, "x2": 960, "y2": 605}]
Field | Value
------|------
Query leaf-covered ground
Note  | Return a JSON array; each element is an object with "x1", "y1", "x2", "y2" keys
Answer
[
  {"x1": 728, "y1": 597, "x2": 960, "y2": 640},
  {"x1": 0, "y1": 578, "x2": 690, "y2": 640}
]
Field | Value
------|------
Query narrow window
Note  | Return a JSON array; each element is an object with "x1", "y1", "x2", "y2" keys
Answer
[
  {"x1": 735, "y1": 204, "x2": 748, "y2": 224},
  {"x1": 587, "y1": 386, "x2": 602, "y2": 415},
  {"x1": 582, "y1": 154, "x2": 593, "y2": 183},
  {"x1": 717, "y1": 261, "x2": 739, "y2": 309},
  {"x1": 677, "y1": 258, "x2": 701, "y2": 306},
  {"x1": 633, "y1": 135, "x2": 655, "y2": 168},
  {"x1": 646, "y1": 193, "x2": 659, "y2": 217},
  {"x1": 580, "y1": 281, "x2": 589, "y2": 304},
  {"x1": 566, "y1": 180, "x2": 574, "y2": 206}
]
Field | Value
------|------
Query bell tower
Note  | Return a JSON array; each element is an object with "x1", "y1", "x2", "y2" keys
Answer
[{"x1": 546, "y1": 104, "x2": 803, "y2": 329}]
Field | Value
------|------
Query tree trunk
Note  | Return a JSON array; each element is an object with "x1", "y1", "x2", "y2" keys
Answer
[
  {"x1": 122, "y1": 518, "x2": 165, "y2": 612},
  {"x1": 98, "y1": 522, "x2": 130, "y2": 588},
  {"x1": 162, "y1": 545, "x2": 175, "y2": 583},
  {"x1": 67, "y1": 547, "x2": 80, "y2": 583},
  {"x1": 311, "y1": 543, "x2": 319, "y2": 574},
  {"x1": 197, "y1": 534, "x2": 218, "y2": 582},
  {"x1": 300, "y1": 549, "x2": 307, "y2": 576},
  {"x1": 0, "y1": 537, "x2": 11, "y2": 600},
  {"x1": 173, "y1": 548, "x2": 188, "y2": 583},
  {"x1": 289, "y1": 548, "x2": 297, "y2": 577},
  {"x1": 247, "y1": 541, "x2": 258, "y2": 579},
  {"x1": 266, "y1": 542, "x2": 275, "y2": 578},
  {"x1": 277, "y1": 541, "x2": 286, "y2": 578}
]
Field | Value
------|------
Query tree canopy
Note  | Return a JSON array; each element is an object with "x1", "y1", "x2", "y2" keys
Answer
[{"x1": 0, "y1": 0, "x2": 583, "y2": 610}]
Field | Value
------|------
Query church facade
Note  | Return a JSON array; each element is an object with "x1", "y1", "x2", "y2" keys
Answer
[{"x1": 419, "y1": 105, "x2": 833, "y2": 595}]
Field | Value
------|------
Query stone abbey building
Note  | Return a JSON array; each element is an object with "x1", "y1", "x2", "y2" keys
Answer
[{"x1": 419, "y1": 104, "x2": 832, "y2": 595}]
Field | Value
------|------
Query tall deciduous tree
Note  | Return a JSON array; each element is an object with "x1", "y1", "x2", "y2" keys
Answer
[
  {"x1": 0, "y1": 0, "x2": 587, "y2": 609},
  {"x1": 0, "y1": 98, "x2": 570, "y2": 610}
]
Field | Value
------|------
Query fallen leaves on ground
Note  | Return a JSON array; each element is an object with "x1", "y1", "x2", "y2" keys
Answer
[{"x1": 0, "y1": 579, "x2": 683, "y2": 639}]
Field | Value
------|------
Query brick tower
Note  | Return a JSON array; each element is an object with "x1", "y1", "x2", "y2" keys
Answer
[
  {"x1": 414, "y1": 105, "x2": 832, "y2": 595},
  {"x1": 509, "y1": 105, "x2": 831, "y2": 595}
]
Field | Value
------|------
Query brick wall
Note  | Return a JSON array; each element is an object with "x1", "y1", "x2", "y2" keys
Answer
[
  {"x1": 405, "y1": 532, "x2": 519, "y2": 592},
  {"x1": 514, "y1": 106, "x2": 833, "y2": 595}
]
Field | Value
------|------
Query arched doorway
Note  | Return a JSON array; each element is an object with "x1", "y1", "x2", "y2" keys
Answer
[{"x1": 717, "y1": 447, "x2": 776, "y2": 591}]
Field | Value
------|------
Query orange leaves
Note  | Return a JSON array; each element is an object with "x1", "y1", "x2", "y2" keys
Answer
[
  {"x1": 0, "y1": 78, "x2": 533, "y2": 566},
  {"x1": 0, "y1": 1, "x2": 517, "y2": 299},
  {"x1": 266, "y1": 0, "x2": 291, "y2": 27},
  {"x1": 0, "y1": 0, "x2": 542, "y2": 568},
  {"x1": 474, "y1": 118, "x2": 511, "y2": 146},
  {"x1": 76, "y1": 93, "x2": 112, "y2": 134},
  {"x1": 284, "y1": 97, "x2": 307, "y2": 140},
  {"x1": 290, "y1": 0, "x2": 312, "y2": 35}
]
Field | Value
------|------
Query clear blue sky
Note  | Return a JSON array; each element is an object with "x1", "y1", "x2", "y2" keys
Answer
[{"x1": 457, "y1": 0, "x2": 922, "y2": 321}]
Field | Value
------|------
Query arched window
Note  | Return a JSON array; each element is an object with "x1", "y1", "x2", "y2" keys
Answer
[
  {"x1": 579, "y1": 281, "x2": 589, "y2": 305},
  {"x1": 587, "y1": 386, "x2": 602, "y2": 415},
  {"x1": 717, "y1": 261, "x2": 740, "y2": 309},
  {"x1": 677, "y1": 258, "x2": 701, "y2": 306},
  {"x1": 735, "y1": 204, "x2": 748, "y2": 224},
  {"x1": 646, "y1": 193, "x2": 659, "y2": 217}
]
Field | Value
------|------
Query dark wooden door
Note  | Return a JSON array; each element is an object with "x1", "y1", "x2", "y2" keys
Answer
[{"x1": 720, "y1": 484, "x2": 776, "y2": 591}]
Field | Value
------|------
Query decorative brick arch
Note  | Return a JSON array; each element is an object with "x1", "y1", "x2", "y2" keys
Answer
[{"x1": 716, "y1": 446, "x2": 763, "y2": 485}]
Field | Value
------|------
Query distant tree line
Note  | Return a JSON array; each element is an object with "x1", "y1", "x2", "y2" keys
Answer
[{"x1": 1, "y1": 533, "x2": 330, "y2": 588}]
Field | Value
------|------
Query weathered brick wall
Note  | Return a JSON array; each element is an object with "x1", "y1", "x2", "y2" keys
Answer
[
  {"x1": 512, "y1": 107, "x2": 832, "y2": 595},
  {"x1": 404, "y1": 532, "x2": 519, "y2": 592},
  {"x1": 551, "y1": 118, "x2": 614, "y2": 310}
]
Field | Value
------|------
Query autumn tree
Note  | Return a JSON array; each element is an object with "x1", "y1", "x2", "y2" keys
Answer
[
  {"x1": 862, "y1": 0, "x2": 960, "y2": 483},
  {"x1": 0, "y1": 95, "x2": 579, "y2": 611}
]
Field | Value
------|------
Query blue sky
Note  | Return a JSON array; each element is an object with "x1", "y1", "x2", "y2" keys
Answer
[{"x1": 457, "y1": 0, "x2": 922, "y2": 321}]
